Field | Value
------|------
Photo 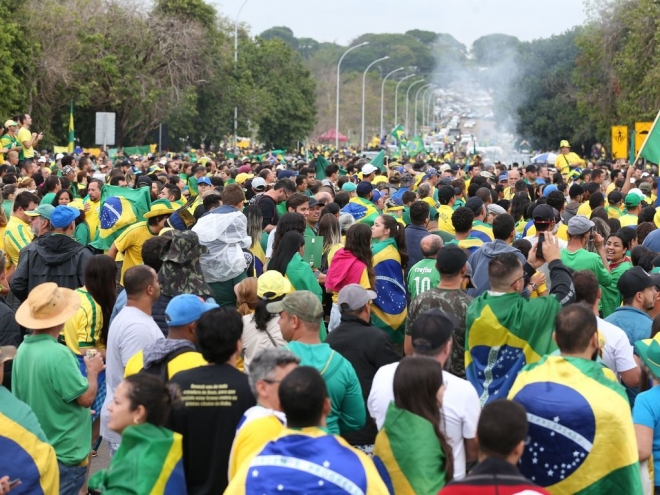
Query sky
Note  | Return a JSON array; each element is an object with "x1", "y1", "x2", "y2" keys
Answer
[{"x1": 215, "y1": 0, "x2": 588, "y2": 49}]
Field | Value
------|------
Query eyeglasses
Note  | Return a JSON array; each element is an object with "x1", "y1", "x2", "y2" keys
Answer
[
  {"x1": 511, "y1": 275, "x2": 525, "y2": 287},
  {"x1": 262, "y1": 378, "x2": 281, "y2": 384}
]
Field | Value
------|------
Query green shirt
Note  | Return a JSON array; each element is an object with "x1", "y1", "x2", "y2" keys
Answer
[
  {"x1": 12, "y1": 333, "x2": 91, "y2": 465},
  {"x1": 2, "y1": 199, "x2": 12, "y2": 220},
  {"x1": 0, "y1": 386, "x2": 48, "y2": 442},
  {"x1": 40, "y1": 192, "x2": 56, "y2": 206},
  {"x1": 74, "y1": 222, "x2": 91, "y2": 246},
  {"x1": 600, "y1": 260, "x2": 632, "y2": 318},
  {"x1": 406, "y1": 258, "x2": 441, "y2": 300},
  {"x1": 561, "y1": 249, "x2": 612, "y2": 288}
]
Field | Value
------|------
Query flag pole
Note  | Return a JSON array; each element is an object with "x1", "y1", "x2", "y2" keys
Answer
[{"x1": 634, "y1": 109, "x2": 660, "y2": 164}]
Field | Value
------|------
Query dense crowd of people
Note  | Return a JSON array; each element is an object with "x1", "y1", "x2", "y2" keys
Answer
[{"x1": 1, "y1": 126, "x2": 660, "y2": 494}]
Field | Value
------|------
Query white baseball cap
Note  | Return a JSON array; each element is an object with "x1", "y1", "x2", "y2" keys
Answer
[
  {"x1": 362, "y1": 164, "x2": 378, "y2": 175},
  {"x1": 55, "y1": 153, "x2": 64, "y2": 160}
]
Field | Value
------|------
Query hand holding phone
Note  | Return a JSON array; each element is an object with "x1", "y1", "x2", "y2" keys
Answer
[{"x1": 536, "y1": 233, "x2": 545, "y2": 260}]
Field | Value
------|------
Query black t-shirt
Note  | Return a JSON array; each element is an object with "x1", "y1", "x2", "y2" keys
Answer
[
  {"x1": 257, "y1": 194, "x2": 278, "y2": 230},
  {"x1": 169, "y1": 363, "x2": 256, "y2": 494}
]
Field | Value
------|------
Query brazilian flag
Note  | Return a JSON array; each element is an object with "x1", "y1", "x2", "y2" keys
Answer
[
  {"x1": 390, "y1": 125, "x2": 408, "y2": 146},
  {"x1": 91, "y1": 185, "x2": 151, "y2": 251},
  {"x1": 0, "y1": 412, "x2": 59, "y2": 494},
  {"x1": 466, "y1": 291, "x2": 560, "y2": 406},
  {"x1": 373, "y1": 403, "x2": 446, "y2": 494},
  {"x1": 370, "y1": 237, "x2": 407, "y2": 343},
  {"x1": 509, "y1": 355, "x2": 643, "y2": 494},
  {"x1": 89, "y1": 423, "x2": 187, "y2": 494},
  {"x1": 340, "y1": 197, "x2": 379, "y2": 226},
  {"x1": 407, "y1": 136, "x2": 426, "y2": 156}
]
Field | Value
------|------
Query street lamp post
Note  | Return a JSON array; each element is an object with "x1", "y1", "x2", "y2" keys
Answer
[
  {"x1": 414, "y1": 84, "x2": 432, "y2": 136},
  {"x1": 335, "y1": 42, "x2": 369, "y2": 149},
  {"x1": 233, "y1": 0, "x2": 249, "y2": 155},
  {"x1": 380, "y1": 67, "x2": 404, "y2": 140},
  {"x1": 361, "y1": 56, "x2": 389, "y2": 151},
  {"x1": 405, "y1": 79, "x2": 425, "y2": 136},
  {"x1": 422, "y1": 86, "x2": 435, "y2": 131},
  {"x1": 394, "y1": 73, "x2": 416, "y2": 129}
]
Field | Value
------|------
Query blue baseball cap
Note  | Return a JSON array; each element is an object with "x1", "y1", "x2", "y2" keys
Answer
[
  {"x1": 165, "y1": 294, "x2": 219, "y2": 327},
  {"x1": 277, "y1": 170, "x2": 297, "y2": 180},
  {"x1": 50, "y1": 205, "x2": 80, "y2": 229},
  {"x1": 389, "y1": 196, "x2": 404, "y2": 206},
  {"x1": 542, "y1": 184, "x2": 558, "y2": 197},
  {"x1": 197, "y1": 176, "x2": 212, "y2": 186},
  {"x1": 499, "y1": 174, "x2": 509, "y2": 182},
  {"x1": 372, "y1": 190, "x2": 382, "y2": 203}
]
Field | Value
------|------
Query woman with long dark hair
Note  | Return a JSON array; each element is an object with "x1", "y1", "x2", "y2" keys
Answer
[
  {"x1": 52, "y1": 189, "x2": 73, "y2": 206},
  {"x1": 325, "y1": 223, "x2": 376, "y2": 331},
  {"x1": 601, "y1": 232, "x2": 633, "y2": 318},
  {"x1": 268, "y1": 212, "x2": 306, "y2": 260},
  {"x1": 374, "y1": 357, "x2": 453, "y2": 493},
  {"x1": 241, "y1": 271, "x2": 290, "y2": 372},
  {"x1": 511, "y1": 191, "x2": 531, "y2": 236},
  {"x1": 370, "y1": 214, "x2": 408, "y2": 344},
  {"x1": 243, "y1": 206, "x2": 266, "y2": 276}
]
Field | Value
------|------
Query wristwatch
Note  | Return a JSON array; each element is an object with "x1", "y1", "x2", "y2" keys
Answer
[{"x1": 530, "y1": 283, "x2": 538, "y2": 291}]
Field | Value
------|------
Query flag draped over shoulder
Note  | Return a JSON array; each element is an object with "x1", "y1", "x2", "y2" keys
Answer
[
  {"x1": 509, "y1": 355, "x2": 643, "y2": 495},
  {"x1": 373, "y1": 403, "x2": 445, "y2": 495},
  {"x1": 407, "y1": 136, "x2": 426, "y2": 156},
  {"x1": 91, "y1": 185, "x2": 151, "y2": 251},
  {"x1": 465, "y1": 292, "x2": 560, "y2": 406},
  {"x1": 0, "y1": 413, "x2": 59, "y2": 494},
  {"x1": 340, "y1": 197, "x2": 379, "y2": 226},
  {"x1": 390, "y1": 125, "x2": 408, "y2": 146},
  {"x1": 370, "y1": 238, "x2": 407, "y2": 343},
  {"x1": 68, "y1": 101, "x2": 75, "y2": 153},
  {"x1": 90, "y1": 424, "x2": 187, "y2": 494}
]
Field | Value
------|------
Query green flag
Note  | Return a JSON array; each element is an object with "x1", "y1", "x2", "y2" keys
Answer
[
  {"x1": 369, "y1": 150, "x2": 386, "y2": 173},
  {"x1": 639, "y1": 117, "x2": 660, "y2": 165},
  {"x1": 407, "y1": 136, "x2": 426, "y2": 156},
  {"x1": 390, "y1": 125, "x2": 408, "y2": 146},
  {"x1": 68, "y1": 101, "x2": 75, "y2": 153},
  {"x1": 314, "y1": 155, "x2": 330, "y2": 180}
]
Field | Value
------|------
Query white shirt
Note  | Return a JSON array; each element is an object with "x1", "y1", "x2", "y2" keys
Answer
[
  {"x1": 100, "y1": 306, "x2": 164, "y2": 445},
  {"x1": 597, "y1": 317, "x2": 638, "y2": 376},
  {"x1": 368, "y1": 361, "x2": 480, "y2": 480},
  {"x1": 266, "y1": 227, "x2": 277, "y2": 258},
  {"x1": 241, "y1": 314, "x2": 286, "y2": 373}
]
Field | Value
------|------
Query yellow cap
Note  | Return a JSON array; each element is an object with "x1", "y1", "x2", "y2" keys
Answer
[
  {"x1": 236, "y1": 173, "x2": 254, "y2": 185},
  {"x1": 559, "y1": 140, "x2": 570, "y2": 148},
  {"x1": 257, "y1": 271, "x2": 292, "y2": 299}
]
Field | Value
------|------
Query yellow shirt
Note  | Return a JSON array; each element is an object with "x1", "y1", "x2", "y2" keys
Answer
[
  {"x1": 124, "y1": 348, "x2": 207, "y2": 379},
  {"x1": 557, "y1": 223, "x2": 569, "y2": 242},
  {"x1": 576, "y1": 202, "x2": 592, "y2": 218},
  {"x1": 228, "y1": 414, "x2": 284, "y2": 481},
  {"x1": 4, "y1": 216, "x2": 33, "y2": 266},
  {"x1": 556, "y1": 152, "x2": 585, "y2": 173},
  {"x1": 619, "y1": 213, "x2": 639, "y2": 228},
  {"x1": 114, "y1": 221, "x2": 155, "y2": 284},
  {"x1": 437, "y1": 204, "x2": 455, "y2": 234},
  {"x1": 606, "y1": 182, "x2": 617, "y2": 195},
  {"x1": 85, "y1": 199, "x2": 101, "y2": 242},
  {"x1": 606, "y1": 206, "x2": 622, "y2": 219},
  {"x1": 62, "y1": 288, "x2": 104, "y2": 355},
  {"x1": 16, "y1": 127, "x2": 34, "y2": 159}
]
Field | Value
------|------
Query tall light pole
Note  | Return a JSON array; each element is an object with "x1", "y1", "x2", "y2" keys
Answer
[
  {"x1": 335, "y1": 41, "x2": 369, "y2": 149},
  {"x1": 427, "y1": 89, "x2": 436, "y2": 131},
  {"x1": 361, "y1": 56, "x2": 389, "y2": 150},
  {"x1": 394, "y1": 73, "x2": 416, "y2": 129},
  {"x1": 380, "y1": 67, "x2": 404, "y2": 140},
  {"x1": 405, "y1": 79, "x2": 425, "y2": 136},
  {"x1": 423, "y1": 86, "x2": 435, "y2": 131},
  {"x1": 414, "y1": 83, "x2": 432, "y2": 136},
  {"x1": 233, "y1": 0, "x2": 249, "y2": 154}
]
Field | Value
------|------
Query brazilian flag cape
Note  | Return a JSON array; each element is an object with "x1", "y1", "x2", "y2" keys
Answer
[
  {"x1": 466, "y1": 291, "x2": 560, "y2": 406},
  {"x1": 509, "y1": 355, "x2": 643, "y2": 494},
  {"x1": 0, "y1": 412, "x2": 59, "y2": 494},
  {"x1": 226, "y1": 427, "x2": 391, "y2": 495},
  {"x1": 89, "y1": 423, "x2": 187, "y2": 494},
  {"x1": 340, "y1": 197, "x2": 379, "y2": 226},
  {"x1": 373, "y1": 403, "x2": 446, "y2": 494},
  {"x1": 370, "y1": 238, "x2": 407, "y2": 343},
  {"x1": 90, "y1": 185, "x2": 151, "y2": 251}
]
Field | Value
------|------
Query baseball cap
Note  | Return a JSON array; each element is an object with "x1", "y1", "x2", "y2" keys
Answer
[
  {"x1": 277, "y1": 170, "x2": 296, "y2": 180},
  {"x1": 197, "y1": 176, "x2": 212, "y2": 186},
  {"x1": 308, "y1": 197, "x2": 320, "y2": 208},
  {"x1": 0, "y1": 345, "x2": 16, "y2": 364},
  {"x1": 465, "y1": 196, "x2": 484, "y2": 215},
  {"x1": 3, "y1": 120, "x2": 17, "y2": 127},
  {"x1": 337, "y1": 284, "x2": 377, "y2": 312},
  {"x1": 440, "y1": 164, "x2": 451, "y2": 173},
  {"x1": 479, "y1": 171, "x2": 495, "y2": 180},
  {"x1": 25, "y1": 204, "x2": 54, "y2": 220},
  {"x1": 608, "y1": 190, "x2": 623, "y2": 204},
  {"x1": 437, "y1": 185, "x2": 455, "y2": 204},
  {"x1": 356, "y1": 181, "x2": 373, "y2": 195},
  {"x1": 341, "y1": 182, "x2": 357, "y2": 192},
  {"x1": 533, "y1": 204, "x2": 555, "y2": 223},
  {"x1": 567, "y1": 215, "x2": 594, "y2": 235},
  {"x1": 238, "y1": 164, "x2": 252, "y2": 174},
  {"x1": 498, "y1": 174, "x2": 509, "y2": 182},
  {"x1": 55, "y1": 153, "x2": 64, "y2": 160},
  {"x1": 618, "y1": 266, "x2": 660, "y2": 300},
  {"x1": 371, "y1": 190, "x2": 382, "y2": 203},
  {"x1": 165, "y1": 294, "x2": 219, "y2": 327},
  {"x1": 136, "y1": 175, "x2": 153, "y2": 187},
  {"x1": 624, "y1": 193, "x2": 642, "y2": 207},
  {"x1": 639, "y1": 182, "x2": 652, "y2": 194},
  {"x1": 436, "y1": 245, "x2": 468, "y2": 275},
  {"x1": 50, "y1": 205, "x2": 80, "y2": 228},
  {"x1": 38, "y1": 156, "x2": 47, "y2": 164},
  {"x1": 251, "y1": 177, "x2": 267, "y2": 191},
  {"x1": 410, "y1": 309, "x2": 457, "y2": 353},
  {"x1": 388, "y1": 196, "x2": 404, "y2": 207},
  {"x1": 362, "y1": 164, "x2": 378, "y2": 175},
  {"x1": 266, "y1": 290, "x2": 323, "y2": 323},
  {"x1": 487, "y1": 204, "x2": 507, "y2": 216},
  {"x1": 542, "y1": 184, "x2": 558, "y2": 197},
  {"x1": 235, "y1": 173, "x2": 254, "y2": 185},
  {"x1": 257, "y1": 271, "x2": 292, "y2": 299},
  {"x1": 559, "y1": 140, "x2": 570, "y2": 148}
]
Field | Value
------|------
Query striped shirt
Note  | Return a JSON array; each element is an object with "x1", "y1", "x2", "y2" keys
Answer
[{"x1": 4, "y1": 216, "x2": 33, "y2": 266}]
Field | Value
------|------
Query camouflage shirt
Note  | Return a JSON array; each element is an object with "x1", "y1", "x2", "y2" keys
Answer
[{"x1": 406, "y1": 287, "x2": 473, "y2": 378}]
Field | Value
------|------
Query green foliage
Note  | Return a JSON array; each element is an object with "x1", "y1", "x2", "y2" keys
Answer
[
  {"x1": 472, "y1": 34, "x2": 520, "y2": 66},
  {"x1": 154, "y1": 0, "x2": 217, "y2": 29},
  {"x1": 260, "y1": 26, "x2": 298, "y2": 48}
]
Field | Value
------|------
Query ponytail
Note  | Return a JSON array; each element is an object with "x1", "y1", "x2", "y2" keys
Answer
[{"x1": 380, "y1": 214, "x2": 408, "y2": 269}]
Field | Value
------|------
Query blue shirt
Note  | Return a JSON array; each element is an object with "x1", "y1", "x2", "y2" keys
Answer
[
  {"x1": 643, "y1": 229, "x2": 660, "y2": 252},
  {"x1": 604, "y1": 306, "x2": 652, "y2": 345},
  {"x1": 633, "y1": 385, "x2": 660, "y2": 485},
  {"x1": 404, "y1": 224, "x2": 430, "y2": 270},
  {"x1": 109, "y1": 289, "x2": 127, "y2": 326}
]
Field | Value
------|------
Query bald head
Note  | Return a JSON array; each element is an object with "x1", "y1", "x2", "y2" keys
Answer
[{"x1": 421, "y1": 234, "x2": 443, "y2": 258}]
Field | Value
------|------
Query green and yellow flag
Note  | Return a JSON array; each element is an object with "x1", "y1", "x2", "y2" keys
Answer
[
  {"x1": 390, "y1": 125, "x2": 408, "y2": 146},
  {"x1": 509, "y1": 355, "x2": 643, "y2": 494},
  {"x1": 374, "y1": 403, "x2": 446, "y2": 494},
  {"x1": 67, "y1": 101, "x2": 75, "y2": 153},
  {"x1": 407, "y1": 136, "x2": 426, "y2": 156}
]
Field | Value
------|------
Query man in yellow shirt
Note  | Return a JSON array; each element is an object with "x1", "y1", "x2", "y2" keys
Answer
[
  {"x1": 16, "y1": 114, "x2": 42, "y2": 161},
  {"x1": 436, "y1": 185, "x2": 456, "y2": 234},
  {"x1": 556, "y1": 139, "x2": 585, "y2": 174},
  {"x1": 108, "y1": 200, "x2": 175, "y2": 284},
  {"x1": 84, "y1": 179, "x2": 104, "y2": 242},
  {"x1": 4, "y1": 191, "x2": 39, "y2": 267},
  {"x1": 124, "y1": 294, "x2": 214, "y2": 379},
  {"x1": 620, "y1": 193, "x2": 642, "y2": 228},
  {"x1": 228, "y1": 348, "x2": 300, "y2": 480}
]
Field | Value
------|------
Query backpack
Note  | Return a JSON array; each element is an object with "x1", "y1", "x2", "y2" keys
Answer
[{"x1": 139, "y1": 347, "x2": 194, "y2": 381}]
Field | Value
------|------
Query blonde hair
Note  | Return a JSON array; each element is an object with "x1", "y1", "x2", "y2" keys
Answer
[{"x1": 235, "y1": 277, "x2": 258, "y2": 316}]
